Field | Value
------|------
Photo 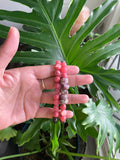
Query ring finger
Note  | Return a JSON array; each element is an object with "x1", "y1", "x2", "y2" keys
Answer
[{"x1": 40, "y1": 74, "x2": 93, "y2": 90}]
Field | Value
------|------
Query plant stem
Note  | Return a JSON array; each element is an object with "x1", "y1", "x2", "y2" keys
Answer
[
  {"x1": 0, "y1": 149, "x2": 45, "y2": 160},
  {"x1": 58, "y1": 150, "x2": 120, "y2": 160}
]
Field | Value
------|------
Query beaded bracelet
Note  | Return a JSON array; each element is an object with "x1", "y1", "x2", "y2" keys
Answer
[{"x1": 53, "y1": 61, "x2": 69, "y2": 123}]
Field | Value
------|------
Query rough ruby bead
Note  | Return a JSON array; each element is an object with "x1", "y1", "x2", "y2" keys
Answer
[
  {"x1": 55, "y1": 70, "x2": 61, "y2": 76},
  {"x1": 60, "y1": 116, "x2": 66, "y2": 122},
  {"x1": 61, "y1": 61, "x2": 67, "y2": 67},
  {"x1": 53, "y1": 105, "x2": 59, "y2": 111},
  {"x1": 54, "y1": 99, "x2": 59, "y2": 105},
  {"x1": 55, "y1": 88, "x2": 60, "y2": 94},
  {"x1": 61, "y1": 67, "x2": 67, "y2": 73},
  {"x1": 53, "y1": 94, "x2": 59, "y2": 100},
  {"x1": 54, "y1": 76, "x2": 60, "y2": 83},
  {"x1": 55, "y1": 60, "x2": 61, "y2": 64},
  {"x1": 55, "y1": 64, "x2": 61, "y2": 70},
  {"x1": 55, "y1": 83, "x2": 61, "y2": 89},
  {"x1": 60, "y1": 104, "x2": 66, "y2": 110},
  {"x1": 53, "y1": 111, "x2": 59, "y2": 117},
  {"x1": 61, "y1": 73, "x2": 67, "y2": 78}
]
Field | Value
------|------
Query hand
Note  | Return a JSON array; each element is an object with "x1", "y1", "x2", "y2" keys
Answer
[{"x1": 0, "y1": 27, "x2": 93, "y2": 130}]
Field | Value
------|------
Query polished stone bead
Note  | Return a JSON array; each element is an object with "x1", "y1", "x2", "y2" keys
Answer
[
  {"x1": 55, "y1": 63, "x2": 61, "y2": 70},
  {"x1": 54, "y1": 76, "x2": 60, "y2": 82},
  {"x1": 53, "y1": 94, "x2": 59, "y2": 100},
  {"x1": 53, "y1": 105, "x2": 59, "y2": 112},
  {"x1": 61, "y1": 84, "x2": 69, "y2": 90},
  {"x1": 61, "y1": 61, "x2": 67, "y2": 67},
  {"x1": 53, "y1": 117, "x2": 58, "y2": 123},
  {"x1": 55, "y1": 88, "x2": 60, "y2": 94},
  {"x1": 55, "y1": 70, "x2": 61, "y2": 76},
  {"x1": 61, "y1": 67, "x2": 67, "y2": 73},
  {"x1": 53, "y1": 99, "x2": 59, "y2": 105},
  {"x1": 61, "y1": 73, "x2": 67, "y2": 78},
  {"x1": 60, "y1": 94, "x2": 68, "y2": 101},
  {"x1": 55, "y1": 83, "x2": 61, "y2": 89},
  {"x1": 53, "y1": 111, "x2": 59, "y2": 117},
  {"x1": 60, "y1": 116, "x2": 66, "y2": 122},
  {"x1": 60, "y1": 110, "x2": 67, "y2": 116},
  {"x1": 60, "y1": 99, "x2": 68, "y2": 104},
  {"x1": 60, "y1": 78, "x2": 69, "y2": 84},
  {"x1": 61, "y1": 89, "x2": 68, "y2": 95},
  {"x1": 55, "y1": 60, "x2": 61, "y2": 64},
  {"x1": 60, "y1": 104, "x2": 66, "y2": 110}
]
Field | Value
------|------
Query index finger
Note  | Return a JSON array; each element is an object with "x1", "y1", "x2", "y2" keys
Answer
[{"x1": 33, "y1": 65, "x2": 79, "y2": 79}]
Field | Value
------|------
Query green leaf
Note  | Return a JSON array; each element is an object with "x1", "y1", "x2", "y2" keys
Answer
[
  {"x1": 24, "y1": 132, "x2": 40, "y2": 151},
  {"x1": 68, "y1": 0, "x2": 118, "y2": 61},
  {"x1": 74, "y1": 106, "x2": 97, "y2": 142},
  {"x1": 82, "y1": 99, "x2": 120, "y2": 155},
  {"x1": 50, "y1": 120, "x2": 61, "y2": 155},
  {"x1": 73, "y1": 24, "x2": 120, "y2": 66},
  {"x1": 0, "y1": 127, "x2": 17, "y2": 141},
  {"x1": 18, "y1": 119, "x2": 47, "y2": 146}
]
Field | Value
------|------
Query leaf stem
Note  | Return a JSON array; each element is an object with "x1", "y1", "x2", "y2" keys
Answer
[{"x1": 58, "y1": 150, "x2": 120, "y2": 160}]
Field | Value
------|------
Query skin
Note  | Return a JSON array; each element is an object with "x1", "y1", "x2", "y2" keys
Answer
[
  {"x1": 0, "y1": 27, "x2": 93, "y2": 130},
  {"x1": 70, "y1": 6, "x2": 90, "y2": 36}
]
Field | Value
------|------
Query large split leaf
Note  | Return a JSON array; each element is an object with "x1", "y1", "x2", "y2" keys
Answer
[
  {"x1": 82, "y1": 99, "x2": 120, "y2": 155},
  {"x1": 0, "y1": 127, "x2": 17, "y2": 141}
]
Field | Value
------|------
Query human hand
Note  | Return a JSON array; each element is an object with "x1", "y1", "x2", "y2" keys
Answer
[{"x1": 0, "y1": 27, "x2": 93, "y2": 130}]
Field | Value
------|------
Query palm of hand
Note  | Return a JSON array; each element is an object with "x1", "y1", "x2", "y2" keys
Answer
[{"x1": 0, "y1": 68, "x2": 42, "y2": 129}]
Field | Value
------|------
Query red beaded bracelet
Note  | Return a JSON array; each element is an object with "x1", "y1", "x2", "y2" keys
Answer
[{"x1": 53, "y1": 61, "x2": 69, "y2": 123}]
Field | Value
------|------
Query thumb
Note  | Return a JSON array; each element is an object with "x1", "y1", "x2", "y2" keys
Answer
[{"x1": 0, "y1": 27, "x2": 19, "y2": 78}]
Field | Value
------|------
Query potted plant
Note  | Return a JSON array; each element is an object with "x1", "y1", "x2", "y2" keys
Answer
[{"x1": 0, "y1": 0, "x2": 120, "y2": 159}]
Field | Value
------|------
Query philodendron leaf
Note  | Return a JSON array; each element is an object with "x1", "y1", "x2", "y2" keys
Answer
[
  {"x1": 0, "y1": 127, "x2": 17, "y2": 141},
  {"x1": 50, "y1": 120, "x2": 61, "y2": 155},
  {"x1": 82, "y1": 99, "x2": 120, "y2": 155},
  {"x1": 18, "y1": 119, "x2": 47, "y2": 146}
]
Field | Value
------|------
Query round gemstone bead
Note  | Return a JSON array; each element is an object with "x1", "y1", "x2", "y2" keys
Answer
[
  {"x1": 60, "y1": 104, "x2": 66, "y2": 110},
  {"x1": 53, "y1": 117, "x2": 58, "y2": 123},
  {"x1": 55, "y1": 88, "x2": 60, "y2": 94},
  {"x1": 61, "y1": 73, "x2": 67, "y2": 78},
  {"x1": 55, "y1": 60, "x2": 61, "y2": 64},
  {"x1": 53, "y1": 105, "x2": 59, "y2": 111},
  {"x1": 60, "y1": 116, "x2": 66, "y2": 122},
  {"x1": 55, "y1": 64, "x2": 61, "y2": 70},
  {"x1": 54, "y1": 76, "x2": 60, "y2": 83},
  {"x1": 60, "y1": 94, "x2": 68, "y2": 101},
  {"x1": 54, "y1": 99, "x2": 59, "y2": 105},
  {"x1": 60, "y1": 78, "x2": 69, "y2": 84},
  {"x1": 61, "y1": 61, "x2": 67, "y2": 67},
  {"x1": 61, "y1": 84, "x2": 69, "y2": 90},
  {"x1": 61, "y1": 89, "x2": 68, "y2": 95},
  {"x1": 53, "y1": 111, "x2": 59, "y2": 117},
  {"x1": 60, "y1": 110, "x2": 67, "y2": 116},
  {"x1": 55, "y1": 70, "x2": 61, "y2": 76},
  {"x1": 55, "y1": 83, "x2": 61, "y2": 89},
  {"x1": 60, "y1": 99, "x2": 68, "y2": 104},
  {"x1": 53, "y1": 94, "x2": 59, "y2": 100},
  {"x1": 61, "y1": 67, "x2": 67, "y2": 73}
]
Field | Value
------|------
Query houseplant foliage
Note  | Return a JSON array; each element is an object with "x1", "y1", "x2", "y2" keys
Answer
[{"x1": 0, "y1": 0, "x2": 120, "y2": 159}]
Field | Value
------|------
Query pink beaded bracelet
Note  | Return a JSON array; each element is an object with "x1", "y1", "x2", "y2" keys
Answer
[{"x1": 53, "y1": 61, "x2": 69, "y2": 123}]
